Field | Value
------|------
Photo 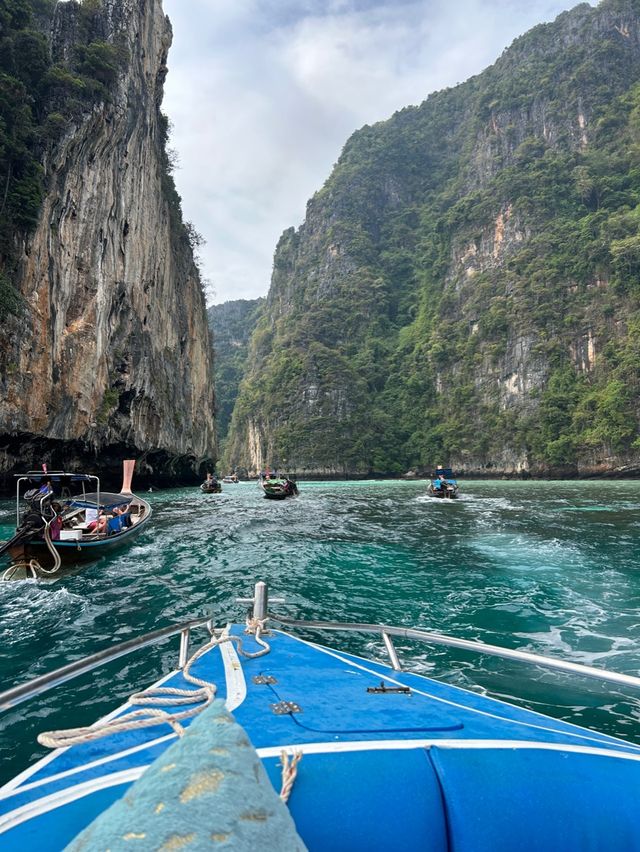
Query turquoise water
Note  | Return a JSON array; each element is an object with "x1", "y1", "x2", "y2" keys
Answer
[{"x1": 1, "y1": 479, "x2": 640, "y2": 783}]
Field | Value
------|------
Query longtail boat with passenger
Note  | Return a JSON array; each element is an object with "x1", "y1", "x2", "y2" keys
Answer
[
  {"x1": 259, "y1": 473, "x2": 299, "y2": 499},
  {"x1": 427, "y1": 466, "x2": 459, "y2": 499},
  {"x1": 200, "y1": 474, "x2": 222, "y2": 493},
  {"x1": 0, "y1": 461, "x2": 151, "y2": 578}
]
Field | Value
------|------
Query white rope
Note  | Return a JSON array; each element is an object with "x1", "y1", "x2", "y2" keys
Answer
[
  {"x1": 37, "y1": 621, "x2": 273, "y2": 749},
  {"x1": 37, "y1": 521, "x2": 63, "y2": 575},
  {"x1": 279, "y1": 750, "x2": 303, "y2": 802},
  {"x1": 243, "y1": 616, "x2": 271, "y2": 658},
  {"x1": 2, "y1": 520, "x2": 62, "y2": 581},
  {"x1": 38, "y1": 633, "x2": 220, "y2": 749}
]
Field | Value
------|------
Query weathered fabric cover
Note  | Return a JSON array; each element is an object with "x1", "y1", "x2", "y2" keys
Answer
[{"x1": 65, "y1": 700, "x2": 306, "y2": 851}]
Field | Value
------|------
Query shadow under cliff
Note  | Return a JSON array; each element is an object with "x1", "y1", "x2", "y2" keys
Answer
[{"x1": 0, "y1": 433, "x2": 213, "y2": 496}]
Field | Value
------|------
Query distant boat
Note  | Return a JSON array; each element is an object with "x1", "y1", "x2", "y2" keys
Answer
[
  {"x1": 222, "y1": 474, "x2": 239, "y2": 484},
  {"x1": 259, "y1": 473, "x2": 298, "y2": 499},
  {"x1": 200, "y1": 478, "x2": 222, "y2": 493},
  {"x1": 428, "y1": 466, "x2": 459, "y2": 499},
  {"x1": 0, "y1": 461, "x2": 151, "y2": 577}
]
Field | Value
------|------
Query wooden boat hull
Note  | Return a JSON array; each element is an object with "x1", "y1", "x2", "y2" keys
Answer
[
  {"x1": 200, "y1": 484, "x2": 221, "y2": 493},
  {"x1": 262, "y1": 489, "x2": 289, "y2": 499},
  {"x1": 260, "y1": 479, "x2": 298, "y2": 499},
  {"x1": 428, "y1": 486, "x2": 459, "y2": 499},
  {"x1": 8, "y1": 502, "x2": 151, "y2": 567}
]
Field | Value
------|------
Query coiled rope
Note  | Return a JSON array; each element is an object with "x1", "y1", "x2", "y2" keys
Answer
[
  {"x1": 37, "y1": 617, "x2": 272, "y2": 750},
  {"x1": 2, "y1": 520, "x2": 62, "y2": 581}
]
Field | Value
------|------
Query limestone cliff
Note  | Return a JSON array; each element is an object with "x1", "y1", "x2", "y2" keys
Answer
[
  {"x1": 208, "y1": 299, "x2": 264, "y2": 448},
  {"x1": 226, "y1": 0, "x2": 640, "y2": 478},
  {"x1": 0, "y1": 0, "x2": 216, "y2": 489}
]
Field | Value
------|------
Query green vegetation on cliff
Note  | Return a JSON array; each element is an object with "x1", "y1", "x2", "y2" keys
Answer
[
  {"x1": 208, "y1": 299, "x2": 264, "y2": 447},
  {"x1": 226, "y1": 0, "x2": 640, "y2": 475},
  {"x1": 0, "y1": 0, "x2": 128, "y2": 315}
]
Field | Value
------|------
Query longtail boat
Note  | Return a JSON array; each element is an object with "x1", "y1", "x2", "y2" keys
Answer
[
  {"x1": 427, "y1": 466, "x2": 459, "y2": 499},
  {"x1": 0, "y1": 461, "x2": 151, "y2": 578},
  {"x1": 259, "y1": 473, "x2": 299, "y2": 499}
]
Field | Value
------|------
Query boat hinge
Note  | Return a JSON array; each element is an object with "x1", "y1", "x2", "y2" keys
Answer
[
  {"x1": 253, "y1": 675, "x2": 278, "y2": 685},
  {"x1": 271, "y1": 700, "x2": 302, "y2": 715},
  {"x1": 367, "y1": 681, "x2": 411, "y2": 695}
]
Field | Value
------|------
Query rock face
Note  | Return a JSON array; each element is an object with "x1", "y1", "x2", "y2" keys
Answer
[
  {"x1": 208, "y1": 299, "x2": 264, "y2": 447},
  {"x1": 0, "y1": 0, "x2": 216, "y2": 490},
  {"x1": 226, "y1": 0, "x2": 640, "y2": 478}
]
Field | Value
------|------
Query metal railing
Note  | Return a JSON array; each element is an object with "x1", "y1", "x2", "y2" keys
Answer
[
  {"x1": 15, "y1": 473, "x2": 100, "y2": 526},
  {"x1": 0, "y1": 615, "x2": 213, "y2": 713},
  {"x1": 2, "y1": 580, "x2": 640, "y2": 717},
  {"x1": 268, "y1": 612, "x2": 640, "y2": 691}
]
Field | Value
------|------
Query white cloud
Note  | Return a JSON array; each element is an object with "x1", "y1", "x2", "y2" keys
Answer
[{"x1": 162, "y1": 0, "x2": 594, "y2": 304}]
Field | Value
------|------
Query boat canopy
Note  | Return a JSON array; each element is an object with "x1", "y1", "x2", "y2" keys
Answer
[
  {"x1": 433, "y1": 468, "x2": 455, "y2": 479},
  {"x1": 15, "y1": 472, "x2": 97, "y2": 483},
  {"x1": 70, "y1": 492, "x2": 132, "y2": 510}
]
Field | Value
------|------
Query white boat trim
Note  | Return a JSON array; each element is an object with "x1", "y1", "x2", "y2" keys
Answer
[
  {"x1": 0, "y1": 767, "x2": 146, "y2": 835},
  {"x1": 220, "y1": 632, "x2": 246, "y2": 712},
  {"x1": 256, "y1": 737, "x2": 640, "y2": 761},
  {"x1": 0, "y1": 733, "x2": 176, "y2": 802},
  {"x1": 0, "y1": 669, "x2": 179, "y2": 796},
  {"x1": 4, "y1": 732, "x2": 640, "y2": 836},
  {"x1": 1, "y1": 642, "x2": 245, "y2": 802}
]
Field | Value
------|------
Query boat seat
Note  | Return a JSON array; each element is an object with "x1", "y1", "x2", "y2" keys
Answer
[
  {"x1": 259, "y1": 743, "x2": 640, "y2": 851},
  {"x1": 61, "y1": 508, "x2": 85, "y2": 524},
  {"x1": 429, "y1": 744, "x2": 640, "y2": 852},
  {"x1": 106, "y1": 514, "x2": 129, "y2": 534},
  {"x1": 261, "y1": 746, "x2": 448, "y2": 851}
]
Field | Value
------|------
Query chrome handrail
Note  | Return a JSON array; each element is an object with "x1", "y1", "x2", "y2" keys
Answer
[
  {"x1": 0, "y1": 615, "x2": 213, "y2": 713},
  {"x1": 268, "y1": 613, "x2": 640, "y2": 690},
  {"x1": 3, "y1": 586, "x2": 640, "y2": 717}
]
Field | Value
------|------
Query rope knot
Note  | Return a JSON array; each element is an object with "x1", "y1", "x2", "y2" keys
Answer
[{"x1": 245, "y1": 616, "x2": 268, "y2": 635}]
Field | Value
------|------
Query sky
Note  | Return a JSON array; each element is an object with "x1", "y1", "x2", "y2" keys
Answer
[{"x1": 162, "y1": 0, "x2": 595, "y2": 305}]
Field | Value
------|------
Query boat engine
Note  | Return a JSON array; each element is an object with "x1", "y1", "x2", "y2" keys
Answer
[{"x1": 0, "y1": 489, "x2": 55, "y2": 558}]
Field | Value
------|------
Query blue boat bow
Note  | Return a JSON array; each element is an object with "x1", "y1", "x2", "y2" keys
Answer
[{"x1": 1, "y1": 582, "x2": 639, "y2": 850}]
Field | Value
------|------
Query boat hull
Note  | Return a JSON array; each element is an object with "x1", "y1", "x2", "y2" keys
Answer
[
  {"x1": 262, "y1": 489, "x2": 289, "y2": 500},
  {"x1": 260, "y1": 479, "x2": 298, "y2": 499},
  {"x1": 7, "y1": 504, "x2": 151, "y2": 566},
  {"x1": 428, "y1": 484, "x2": 459, "y2": 499}
]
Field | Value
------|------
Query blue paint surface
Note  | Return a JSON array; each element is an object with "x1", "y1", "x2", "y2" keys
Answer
[{"x1": 2, "y1": 627, "x2": 640, "y2": 850}]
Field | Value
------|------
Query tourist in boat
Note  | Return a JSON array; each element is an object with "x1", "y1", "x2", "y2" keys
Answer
[
  {"x1": 111, "y1": 504, "x2": 132, "y2": 528},
  {"x1": 282, "y1": 476, "x2": 299, "y2": 496},
  {"x1": 87, "y1": 511, "x2": 107, "y2": 535},
  {"x1": 201, "y1": 472, "x2": 221, "y2": 493},
  {"x1": 428, "y1": 466, "x2": 459, "y2": 498}
]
